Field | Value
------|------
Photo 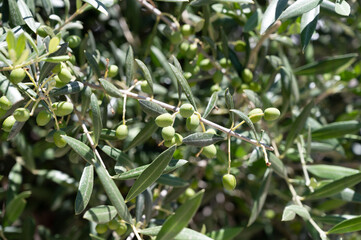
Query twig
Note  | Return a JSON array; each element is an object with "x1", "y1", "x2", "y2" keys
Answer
[{"x1": 296, "y1": 138, "x2": 312, "y2": 191}]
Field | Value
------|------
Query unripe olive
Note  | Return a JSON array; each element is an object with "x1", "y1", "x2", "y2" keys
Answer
[
  {"x1": 140, "y1": 81, "x2": 152, "y2": 95},
  {"x1": 2, "y1": 115, "x2": 16, "y2": 132},
  {"x1": 186, "y1": 114, "x2": 199, "y2": 131},
  {"x1": 183, "y1": 72, "x2": 192, "y2": 80},
  {"x1": 164, "y1": 137, "x2": 176, "y2": 148},
  {"x1": 53, "y1": 130, "x2": 67, "y2": 148},
  {"x1": 108, "y1": 65, "x2": 118, "y2": 78},
  {"x1": 52, "y1": 64, "x2": 62, "y2": 74},
  {"x1": 115, "y1": 222, "x2": 127, "y2": 235},
  {"x1": 199, "y1": 58, "x2": 213, "y2": 71},
  {"x1": 0, "y1": 108, "x2": 6, "y2": 118},
  {"x1": 155, "y1": 113, "x2": 173, "y2": 127},
  {"x1": 248, "y1": 108, "x2": 263, "y2": 123},
  {"x1": 36, "y1": 110, "x2": 52, "y2": 126},
  {"x1": 66, "y1": 35, "x2": 81, "y2": 48},
  {"x1": 0, "y1": 96, "x2": 12, "y2": 110},
  {"x1": 264, "y1": 107, "x2": 281, "y2": 121},
  {"x1": 181, "y1": 24, "x2": 193, "y2": 37},
  {"x1": 95, "y1": 223, "x2": 108, "y2": 234},
  {"x1": 54, "y1": 75, "x2": 66, "y2": 88},
  {"x1": 211, "y1": 84, "x2": 221, "y2": 93},
  {"x1": 180, "y1": 42, "x2": 190, "y2": 55},
  {"x1": 213, "y1": 70, "x2": 223, "y2": 84},
  {"x1": 162, "y1": 126, "x2": 175, "y2": 141},
  {"x1": 170, "y1": 31, "x2": 183, "y2": 45},
  {"x1": 10, "y1": 68, "x2": 26, "y2": 84},
  {"x1": 234, "y1": 40, "x2": 246, "y2": 52},
  {"x1": 191, "y1": 65, "x2": 200, "y2": 75},
  {"x1": 206, "y1": 128, "x2": 217, "y2": 135},
  {"x1": 13, "y1": 108, "x2": 30, "y2": 122},
  {"x1": 249, "y1": 82, "x2": 261, "y2": 92},
  {"x1": 202, "y1": 144, "x2": 217, "y2": 158},
  {"x1": 58, "y1": 68, "x2": 72, "y2": 83},
  {"x1": 107, "y1": 219, "x2": 121, "y2": 230},
  {"x1": 219, "y1": 58, "x2": 231, "y2": 68},
  {"x1": 52, "y1": 101, "x2": 74, "y2": 117},
  {"x1": 174, "y1": 133, "x2": 183, "y2": 146},
  {"x1": 186, "y1": 43, "x2": 197, "y2": 59},
  {"x1": 185, "y1": 188, "x2": 195, "y2": 197},
  {"x1": 222, "y1": 174, "x2": 237, "y2": 191},
  {"x1": 179, "y1": 103, "x2": 194, "y2": 118},
  {"x1": 116, "y1": 125, "x2": 128, "y2": 140},
  {"x1": 36, "y1": 25, "x2": 52, "y2": 37}
]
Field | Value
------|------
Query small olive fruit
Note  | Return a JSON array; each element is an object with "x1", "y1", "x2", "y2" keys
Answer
[
  {"x1": 202, "y1": 144, "x2": 217, "y2": 158},
  {"x1": 264, "y1": 107, "x2": 281, "y2": 121},
  {"x1": 116, "y1": 125, "x2": 128, "y2": 140},
  {"x1": 199, "y1": 58, "x2": 213, "y2": 71},
  {"x1": 242, "y1": 68, "x2": 253, "y2": 83},
  {"x1": 2, "y1": 115, "x2": 16, "y2": 132},
  {"x1": 36, "y1": 110, "x2": 52, "y2": 126},
  {"x1": 164, "y1": 137, "x2": 176, "y2": 148},
  {"x1": 115, "y1": 222, "x2": 127, "y2": 235},
  {"x1": 170, "y1": 31, "x2": 183, "y2": 45},
  {"x1": 140, "y1": 81, "x2": 152, "y2": 95},
  {"x1": 13, "y1": 108, "x2": 30, "y2": 122},
  {"x1": 180, "y1": 42, "x2": 190, "y2": 54},
  {"x1": 107, "y1": 219, "x2": 121, "y2": 230},
  {"x1": 179, "y1": 103, "x2": 194, "y2": 118},
  {"x1": 95, "y1": 223, "x2": 108, "y2": 234},
  {"x1": 213, "y1": 70, "x2": 223, "y2": 84},
  {"x1": 58, "y1": 68, "x2": 72, "y2": 83},
  {"x1": 0, "y1": 96, "x2": 12, "y2": 110},
  {"x1": 222, "y1": 174, "x2": 237, "y2": 191},
  {"x1": 174, "y1": 133, "x2": 183, "y2": 146},
  {"x1": 53, "y1": 130, "x2": 67, "y2": 148},
  {"x1": 36, "y1": 25, "x2": 52, "y2": 37},
  {"x1": 211, "y1": 84, "x2": 221, "y2": 93},
  {"x1": 248, "y1": 108, "x2": 263, "y2": 123},
  {"x1": 186, "y1": 114, "x2": 199, "y2": 131},
  {"x1": 186, "y1": 43, "x2": 197, "y2": 59},
  {"x1": 183, "y1": 72, "x2": 192, "y2": 80},
  {"x1": 10, "y1": 68, "x2": 26, "y2": 84},
  {"x1": 108, "y1": 65, "x2": 118, "y2": 78},
  {"x1": 66, "y1": 35, "x2": 81, "y2": 48},
  {"x1": 52, "y1": 101, "x2": 74, "y2": 117},
  {"x1": 155, "y1": 113, "x2": 173, "y2": 127},
  {"x1": 181, "y1": 24, "x2": 193, "y2": 37},
  {"x1": 206, "y1": 128, "x2": 217, "y2": 135},
  {"x1": 219, "y1": 58, "x2": 231, "y2": 68},
  {"x1": 185, "y1": 188, "x2": 195, "y2": 197},
  {"x1": 162, "y1": 126, "x2": 175, "y2": 141},
  {"x1": 52, "y1": 64, "x2": 62, "y2": 74},
  {"x1": 234, "y1": 40, "x2": 246, "y2": 52}
]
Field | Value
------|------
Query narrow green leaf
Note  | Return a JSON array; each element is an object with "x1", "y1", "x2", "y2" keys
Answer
[
  {"x1": 50, "y1": 82, "x2": 84, "y2": 97},
  {"x1": 90, "y1": 94, "x2": 102, "y2": 146},
  {"x1": 3, "y1": 191, "x2": 31, "y2": 227},
  {"x1": 6, "y1": 30, "x2": 16, "y2": 51},
  {"x1": 83, "y1": 205, "x2": 117, "y2": 223},
  {"x1": 335, "y1": 0, "x2": 351, "y2": 16},
  {"x1": 83, "y1": 0, "x2": 108, "y2": 15},
  {"x1": 99, "y1": 78, "x2": 123, "y2": 98},
  {"x1": 138, "y1": 99, "x2": 168, "y2": 117},
  {"x1": 260, "y1": 0, "x2": 288, "y2": 34},
  {"x1": 125, "y1": 45, "x2": 134, "y2": 86},
  {"x1": 135, "y1": 59, "x2": 153, "y2": 95},
  {"x1": 243, "y1": 89, "x2": 263, "y2": 108},
  {"x1": 248, "y1": 169, "x2": 272, "y2": 226},
  {"x1": 203, "y1": 92, "x2": 218, "y2": 119},
  {"x1": 244, "y1": 8, "x2": 261, "y2": 32},
  {"x1": 182, "y1": 132, "x2": 224, "y2": 147},
  {"x1": 307, "y1": 165, "x2": 359, "y2": 180},
  {"x1": 75, "y1": 163, "x2": 94, "y2": 215},
  {"x1": 62, "y1": 136, "x2": 94, "y2": 165},
  {"x1": 139, "y1": 226, "x2": 213, "y2": 240},
  {"x1": 279, "y1": 0, "x2": 322, "y2": 20},
  {"x1": 306, "y1": 173, "x2": 361, "y2": 200},
  {"x1": 126, "y1": 146, "x2": 176, "y2": 201},
  {"x1": 85, "y1": 51, "x2": 101, "y2": 79},
  {"x1": 156, "y1": 190, "x2": 205, "y2": 240},
  {"x1": 207, "y1": 227, "x2": 243, "y2": 240},
  {"x1": 124, "y1": 120, "x2": 158, "y2": 152},
  {"x1": 113, "y1": 159, "x2": 188, "y2": 180},
  {"x1": 328, "y1": 216, "x2": 361, "y2": 234},
  {"x1": 334, "y1": 188, "x2": 361, "y2": 204},
  {"x1": 43, "y1": 55, "x2": 70, "y2": 63},
  {"x1": 285, "y1": 101, "x2": 314, "y2": 151},
  {"x1": 169, "y1": 63, "x2": 198, "y2": 111},
  {"x1": 171, "y1": 55, "x2": 183, "y2": 103},
  {"x1": 300, "y1": 6, "x2": 319, "y2": 51},
  {"x1": 156, "y1": 174, "x2": 189, "y2": 187},
  {"x1": 98, "y1": 144, "x2": 134, "y2": 168},
  {"x1": 39, "y1": 43, "x2": 68, "y2": 83},
  {"x1": 282, "y1": 205, "x2": 311, "y2": 221},
  {"x1": 48, "y1": 36, "x2": 60, "y2": 53},
  {"x1": 230, "y1": 109, "x2": 258, "y2": 141},
  {"x1": 294, "y1": 53, "x2": 358, "y2": 75},
  {"x1": 225, "y1": 89, "x2": 234, "y2": 124},
  {"x1": 8, "y1": 0, "x2": 25, "y2": 27},
  {"x1": 18, "y1": 0, "x2": 37, "y2": 32},
  {"x1": 100, "y1": 129, "x2": 118, "y2": 140},
  {"x1": 312, "y1": 121, "x2": 361, "y2": 140},
  {"x1": 269, "y1": 153, "x2": 287, "y2": 179}
]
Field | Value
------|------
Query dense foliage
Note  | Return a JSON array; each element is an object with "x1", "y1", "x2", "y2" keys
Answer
[{"x1": 0, "y1": 0, "x2": 361, "y2": 239}]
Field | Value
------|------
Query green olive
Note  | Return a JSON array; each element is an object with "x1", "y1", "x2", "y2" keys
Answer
[
  {"x1": 186, "y1": 114, "x2": 199, "y2": 131},
  {"x1": 36, "y1": 110, "x2": 52, "y2": 126},
  {"x1": 186, "y1": 43, "x2": 197, "y2": 59},
  {"x1": 170, "y1": 31, "x2": 183, "y2": 45},
  {"x1": 242, "y1": 69, "x2": 253, "y2": 82},
  {"x1": 54, "y1": 75, "x2": 66, "y2": 88},
  {"x1": 164, "y1": 137, "x2": 176, "y2": 148},
  {"x1": 264, "y1": 107, "x2": 281, "y2": 121},
  {"x1": 115, "y1": 222, "x2": 127, "y2": 235},
  {"x1": 52, "y1": 64, "x2": 62, "y2": 74},
  {"x1": 2, "y1": 115, "x2": 16, "y2": 132},
  {"x1": 58, "y1": 68, "x2": 72, "y2": 83},
  {"x1": 13, "y1": 108, "x2": 30, "y2": 122},
  {"x1": 180, "y1": 42, "x2": 190, "y2": 55},
  {"x1": 213, "y1": 70, "x2": 223, "y2": 84},
  {"x1": 222, "y1": 174, "x2": 237, "y2": 191},
  {"x1": 174, "y1": 133, "x2": 183, "y2": 146},
  {"x1": 179, "y1": 103, "x2": 194, "y2": 118},
  {"x1": 199, "y1": 59, "x2": 213, "y2": 71},
  {"x1": 183, "y1": 72, "x2": 192, "y2": 80},
  {"x1": 140, "y1": 80, "x2": 152, "y2": 95},
  {"x1": 116, "y1": 125, "x2": 128, "y2": 140},
  {"x1": 36, "y1": 25, "x2": 52, "y2": 37},
  {"x1": 108, "y1": 65, "x2": 118, "y2": 78},
  {"x1": 202, "y1": 144, "x2": 217, "y2": 158},
  {"x1": 206, "y1": 128, "x2": 217, "y2": 135},
  {"x1": 53, "y1": 130, "x2": 67, "y2": 148},
  {"x1": 52, "y1": 101, "x2": 74, "y2": 117},
  {"x1": 181, "y1": 24, "x2": 193, "y2": 37},
  {"x1": 219, "y1": 58, "x2": 231, "y2": 68},
  {"x1": 155, "y1": 113, "x2": 173, "y2": 127},
  {"x1": 66, "y1": 35, "x2": 81, "y2": 48},
  {"x1": 95, "y1": 223, "x2": 108, "y2": 234},
  {"x1": 107, "y1": 219, "x2": 121, "y2": 230},
  {"x1": 234, "y1": 40, "x2": 246, "y2": 52},
  {"x1": 248, "y1": 108, "x2": 263, "y2": 123},
  {"x1": 162, "y1": 126, "x2": 175, "y2": 141},
  {"x1": 0, "y1": 96, "x2": 12, "y2": 110},
  {"x1": 10, "y1": 68, "x2": 26, "y2": 84}
]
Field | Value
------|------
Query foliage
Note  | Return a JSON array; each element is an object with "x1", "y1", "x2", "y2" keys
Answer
[{"x1": 0, "y1": 0, "x2": 361, "y2": 239}]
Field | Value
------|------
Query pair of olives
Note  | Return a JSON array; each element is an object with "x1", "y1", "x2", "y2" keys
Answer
[
  {"x1": 95, "y1": 219, "x2": 127, "y2": 235},
  {"x1": 248, "y1": 107, "x2": 281, "y2": 123}
]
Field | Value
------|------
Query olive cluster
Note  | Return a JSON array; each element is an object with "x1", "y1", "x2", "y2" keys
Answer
[{"x1": 95, "y1": 218, "x2": 128, "y2": 236}]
